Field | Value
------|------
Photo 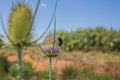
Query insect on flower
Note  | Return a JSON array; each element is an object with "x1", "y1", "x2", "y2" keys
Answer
[{"x1": 57, "y1": 37, "x2": 63, "y2": 46}]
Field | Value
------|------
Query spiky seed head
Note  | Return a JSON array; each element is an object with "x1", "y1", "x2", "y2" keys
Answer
[{"x1": 8, "y1": 4, "x2": 32, "y2": 44}]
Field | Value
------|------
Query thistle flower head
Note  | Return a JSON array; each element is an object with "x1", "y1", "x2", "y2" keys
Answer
[
  {"x1": 43, "y1": 36, "x2": 58, "y2": 45},
  {"x1": 41, "y1": 45, "x2": 59, "y2": 54},
  {"x1": 41, "y1": 36, "x2": 60, "y2": 57}
]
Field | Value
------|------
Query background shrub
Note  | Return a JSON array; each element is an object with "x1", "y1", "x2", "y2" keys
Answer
[{"x1": 55, "y1": 27, "x2": 120, "y2": 52}]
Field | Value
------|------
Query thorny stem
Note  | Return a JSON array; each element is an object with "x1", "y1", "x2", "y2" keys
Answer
[
  {"x1": 49, "y1": 57, "x2": 52, "y2": 80},
  {"x1": 17, "y1": 47, "x2": 22, "y2": 80}
]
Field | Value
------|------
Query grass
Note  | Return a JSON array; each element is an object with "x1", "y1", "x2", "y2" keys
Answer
[
  {"x1": 37, "y1": 71, "x2": 56, "y2": 80},
  {"x1": 61, "y1": 66, "x2": 111, "y2": 80}
]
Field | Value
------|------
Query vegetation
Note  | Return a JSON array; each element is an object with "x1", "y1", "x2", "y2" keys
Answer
[
  {"x1": 0, "y1": 56, "x2": 115, "y2": 80},
  {"x1": 56, "y1": 27, "x2": 120, "y2": 52},
  {"x1": 0, "y1": 35, "x2": 4, "y2": 47},
  {"x1": 0, "y1": 0, "x2": 120, "y2": 80},
  {"x1": 9, "y1": 62, "x2": 34, "y2": 80},
  {"x1": 7, "y1": 2, "x2": 33, "y2": 80},
  {"x1": 61, "y1": 66, "x2": 111, "y2": 80},
  {"x1": 61, "y1": 66, "x2": 79, "y2": 80},
  {"x1": 37, "y1": 71, "x2": 56, "y2": 80},
  {"x1": 0, "y1": 56, "x2": 10, "y2": 76}
]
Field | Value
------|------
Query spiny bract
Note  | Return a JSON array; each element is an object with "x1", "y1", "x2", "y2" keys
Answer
[{"x1": 8, "y1": 4, "x2": 32, "y2": 44}]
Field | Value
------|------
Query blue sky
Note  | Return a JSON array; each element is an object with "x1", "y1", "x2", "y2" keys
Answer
[{"x1": 0, "y1": 0, "x2": 120, "y2": 36}]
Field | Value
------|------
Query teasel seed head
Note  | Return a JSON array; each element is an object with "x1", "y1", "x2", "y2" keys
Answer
[{"x1": 8, "y1": 4, "x2": 32, "y2": 45}]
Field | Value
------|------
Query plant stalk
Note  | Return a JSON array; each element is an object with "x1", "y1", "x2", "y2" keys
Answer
[
  {"x1": 17, "y1": 47, "x2": 22, "y2": 80},
  {"x1": 49, "y1": 57, "x2": 52, "y2": 80}
]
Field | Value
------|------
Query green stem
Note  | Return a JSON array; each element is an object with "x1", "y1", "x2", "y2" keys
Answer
[
  {"x1": 17, "y1": 47, "x2": 22, "y2": 80},
  {"x1": 49, "y1": 57, "x2": 52, "y2": 80}
]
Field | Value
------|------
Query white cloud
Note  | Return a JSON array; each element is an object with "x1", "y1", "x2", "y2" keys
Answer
[{"x1": 40, "y1": 3, "x2": 47, "y2": 8}]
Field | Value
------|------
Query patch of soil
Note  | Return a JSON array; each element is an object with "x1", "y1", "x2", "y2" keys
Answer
[{"x1": 7, "y1": 53, "x2": 120, "y2": 75}]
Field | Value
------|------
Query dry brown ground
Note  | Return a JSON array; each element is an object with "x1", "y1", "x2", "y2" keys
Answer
[{"x1": 6, "y1": 52, "x2": 120, "y2": 76}]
